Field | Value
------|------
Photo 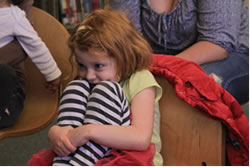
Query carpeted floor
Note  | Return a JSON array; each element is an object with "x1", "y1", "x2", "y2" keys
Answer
[
  {"x1": 0, "y1": 104, "x2": 248, "y2": 166},
  {"x1": 0, "y1": 119, "x2": 56, "y2": 166}
]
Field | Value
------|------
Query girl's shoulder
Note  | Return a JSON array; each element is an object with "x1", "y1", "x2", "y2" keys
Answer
[
  {"x1": 121, "y1": 70, "x2": 162, "y2": 103},
  {"x1": 130, "y1": 70, "x2": 155, "y2": 82}
]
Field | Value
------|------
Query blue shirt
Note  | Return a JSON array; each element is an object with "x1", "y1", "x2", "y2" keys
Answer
[{"x1": 110, "y1": 0, "x2": 249, "y2": 55}]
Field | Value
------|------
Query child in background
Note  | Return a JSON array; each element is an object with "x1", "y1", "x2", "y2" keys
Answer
[
  {"x1": 48, "y1": 9, "x2": 162, "y2": 166},
  {"x1": 0, "y1": 0, "x2": 62, "y2": 128}
]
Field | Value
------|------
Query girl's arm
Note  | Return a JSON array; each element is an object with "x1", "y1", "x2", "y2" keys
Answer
[{"x1": 69, "y1": 86, "x2": 155, "y2": 151}]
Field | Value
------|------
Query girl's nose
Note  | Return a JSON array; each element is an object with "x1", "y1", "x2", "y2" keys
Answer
[{"x1": 86, "y1": 69, "x2": 96, "y2": 81}]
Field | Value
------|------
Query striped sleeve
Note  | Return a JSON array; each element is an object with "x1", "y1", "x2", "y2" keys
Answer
[{"x1": 13, "y1": 5, "x2": 61, "y2": 81}]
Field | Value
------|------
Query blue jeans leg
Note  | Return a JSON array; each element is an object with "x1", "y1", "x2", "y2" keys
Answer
[{"x1": 201, "y1": 51, "x2": 249, "y2": 104}]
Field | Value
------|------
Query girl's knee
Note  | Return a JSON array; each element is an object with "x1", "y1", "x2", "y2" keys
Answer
[
  {"x1": 57, "y1": 79, "x2": 91, "y2": 127},
  {"x1": 92, "y1": 81, "x2": 123, "y2": 98},
  {"x1": 69, "y1": 79, "x2": 91, "y2": 89},
  {"x1": 86, "y1": 81, "x2": 130, "y2": 126},
  {"x1": 64, "y1": 79, "x2": 91, "y2": 96},
  {"x1": 94, "y1": 81, "x2": 121, "y2": 89}
]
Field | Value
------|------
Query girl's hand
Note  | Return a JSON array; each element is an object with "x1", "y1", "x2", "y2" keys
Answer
[
  {"x1": 67, "y1": 125, "x2": 91, "y2": 147},
  {"x1": 48, "y1": 125, "x2": 76, "y2": 156}
]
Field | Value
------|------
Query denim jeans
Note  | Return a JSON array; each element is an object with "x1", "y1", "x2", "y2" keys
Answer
[
  {"x1": 0, "y1": 64, "x2": 25, "y2": 129},
  {"x1": 201, "y1": 51, "x2": 249, "y2": 104}
]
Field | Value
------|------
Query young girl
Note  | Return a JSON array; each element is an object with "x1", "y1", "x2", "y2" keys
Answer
[{"x1": 48, "y1": 9, "x2": 162, "y2": 166}]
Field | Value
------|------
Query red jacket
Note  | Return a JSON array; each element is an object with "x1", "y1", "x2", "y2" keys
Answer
[{"x1": 150, "y1": 54, "x2": 249, "y2": 166}]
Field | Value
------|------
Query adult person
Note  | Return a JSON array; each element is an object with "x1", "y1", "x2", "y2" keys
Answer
[{"x1": 109, "y1": 0, "x2": 249, "y2": 104}]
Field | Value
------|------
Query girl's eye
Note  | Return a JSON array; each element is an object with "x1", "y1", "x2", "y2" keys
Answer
[
  {"x1": 95, "y1": 64, "x2": 104, "y2": 69},
  {"x1": 78, "y1": 63, "x2": 84, "y2": 68}
]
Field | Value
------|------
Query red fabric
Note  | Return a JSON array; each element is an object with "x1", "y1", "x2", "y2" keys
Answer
[
  {"x1": 28, "y1": 54, "x2": 248, "y2": 166},
  {"x1": 95, "y1": 143, "x2": 155, "y2": 166},
  {"x1": 27, "y1": 149, "x2": 55, "y2": 166},
  {"x1": 27, "y1": 144, "x2": 155, "y2": 166},
  {"x1": 27, "y1": 77, "x2": 155, "y2": 166},
  {"x1": 150, "y1": 54, "x2": 249, "y2": 166}
]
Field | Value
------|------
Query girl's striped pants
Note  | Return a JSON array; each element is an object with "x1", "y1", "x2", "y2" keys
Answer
[{"x1": 53, "y1": 80, "x2": 130, "y2": 166}]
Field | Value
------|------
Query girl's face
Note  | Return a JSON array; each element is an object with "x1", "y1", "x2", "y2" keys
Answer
[{"x1": 75, "y1": 48, "x2": 119, "y2": 84}]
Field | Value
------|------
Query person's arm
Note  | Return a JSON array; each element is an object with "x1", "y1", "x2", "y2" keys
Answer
[
  {"x1": 68, "y1": 86, "x2": 155, "y2": 151},
  {"x1": 178, "y1": 0, "x2": 243, "y2": 65},
  {"x1": 13, "y1": 6, "x2": 62, "y2": 87},
  {"x1": 176, "y1": 41, "x2": 227, "y2": 65}
]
